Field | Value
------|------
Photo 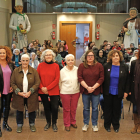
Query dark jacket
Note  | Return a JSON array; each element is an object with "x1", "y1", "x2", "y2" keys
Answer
[
  {"x1": 12, "y1": 54, "x2": 21, "y2": 62},
  {"x1": 59, "y1": 51, "x2": 68, "y2": 58},
  {"x1": 96, "y1": 56, "x2": 106, "y2": 65},
  {"x1": 103, "y1": 62, "x2": 129, "y2": 98},
  {"x1": 127, "y1": 60, "x2": 136, "y2": 104},
  {"x1": 0, "y1": 63, "x2": 14, "y2": 94},
  {"x1": 10, "y1": 65, "x2": 40, "y2": 113}
]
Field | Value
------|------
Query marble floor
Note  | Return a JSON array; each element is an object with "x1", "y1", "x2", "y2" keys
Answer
[{"x1": 0, "y1": 97, "x2": 140, "y2": 140}]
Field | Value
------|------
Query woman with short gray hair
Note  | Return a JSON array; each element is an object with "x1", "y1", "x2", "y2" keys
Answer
[
  {"x1": 37, "y1": 49, "x2": 60, "y2": 132},
  {"x1": 11, "y1": 54, "x2": 40, "y2": 133},
  {"x1": 59, "y1": 54, "x2": 80, "y2": 131},
  {"x1": 29, "y1": 52, "x2": 39, "y2": 70},
  {"x1": 12, "y1": 49, "x2": 21, "y2": 67}
]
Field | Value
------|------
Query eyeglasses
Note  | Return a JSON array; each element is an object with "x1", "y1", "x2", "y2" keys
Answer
[
  {"x1": 45, "y1": 54, "x2": 52, "y2": 57},
  {"x1": 87, "y1": 55, "x2": 94, "y2": 57}
]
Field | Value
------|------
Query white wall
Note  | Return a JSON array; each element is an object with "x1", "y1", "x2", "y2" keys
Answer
[
  {"x1": 0, "y1": 0, "x2": 10, "y2": 9},
  {"x1": 95, "y1": 14, "x2": 128, "y2": 47},
  {"x1": 26, "y1": 14, "x2": 57, "y2": 46},
  {"x1": 76, "y1": 24, "x2": 89, "y2": 44},
  {"x1": 0, "y1": 1, "x2": 12, "y2": 46},
  {"x1": 57, "y1": 14, "x2": 96, "y2": 42}
]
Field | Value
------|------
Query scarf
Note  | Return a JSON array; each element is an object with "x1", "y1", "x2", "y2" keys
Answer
[
  {"x1": 16, "y1": 12, "x2": 26, "y2": 20},
  {"x1": 123, "y1": 16, "x2": 137, "y2": 27},
  {"x1": 45, "y1": 61, "x2": 54, "y2": 64}
]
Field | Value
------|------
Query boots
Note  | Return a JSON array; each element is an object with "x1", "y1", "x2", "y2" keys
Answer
[
  {"x1": 3, "y1": 121, "x2": 12, "y2": 132},
  {"x1": 3, "y1": 107, "x2": 12, "y2": 132},
  {"x1": 131, "y1": 113, "x2": 139, "y2": 134},
  {"x1": 0, "y1": 127, "x2": 2, "y2": 137},
  {"x1": 137, "y1": 115, "x2": 140, "y2": 134}
]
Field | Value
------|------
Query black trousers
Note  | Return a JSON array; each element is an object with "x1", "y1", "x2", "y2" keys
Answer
[
  {"x1": 16, "y1": 98, "x2": 36, "y2": 126},
  {"x1": 0, "y1": 93, "x2": 12, "y2": 123},
  {"x1": 39, "y1": 94, "x2": 59, "y2": 124},
  {"x1": 104, "y1": 94, "x2": 122, "y2": 129}
]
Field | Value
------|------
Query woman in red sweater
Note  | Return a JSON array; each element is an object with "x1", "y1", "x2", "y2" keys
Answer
[
  {"x1": 78, "y1": 50, "x2": 104, "y2": 132},
  {"x1": 37, "y1": 49, "x2": 60, "y2": 132}
]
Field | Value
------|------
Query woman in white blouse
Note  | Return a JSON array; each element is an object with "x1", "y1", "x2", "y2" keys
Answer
[{"x1": 59, "y1": 54, "x2": 80, "y2": 132}]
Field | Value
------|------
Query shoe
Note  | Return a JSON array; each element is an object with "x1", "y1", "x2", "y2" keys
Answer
[
  {"x1": 82, "y1": 124, "x2": 89, "y2": 132},
  {"x1": 71, "y1": 124, "x2": 77, "y2": 128},
  {"x1": 3, "y1": 122, "x2": 12, "y2": 132},
  {"x1": 92, "y1": 125, "x2": 98, "y2": 132},
  {"x1": 101, "y1": 114, "x2": 104, "y2": 119},
  {"x1": 114, "y1": 128, "x2": 119, "y2": 133},
  {"x1": 0, "y1": 128, "x2": 2, "y2": 137},
  {"x1": 30, "y1": 125, "x2": 36, "y2": 132},
  {"x1": 52, "y1": 124, "x2": 58, "y2": 132},
  {"x1": 16, "y1": 126, "x2": 22, "y2": 133},
  {"x1": 131, "y1": 113, "x2": 139, "y2": 134},
  {"x1": 105, "y1": 127, "x2": 111, "y2": 132},
  {"x1": 65, "y1": 127, "x2": 70, "y2": 132},
  {"x1": 44, "y1": 123, "x2": 51, "y2": 131}
]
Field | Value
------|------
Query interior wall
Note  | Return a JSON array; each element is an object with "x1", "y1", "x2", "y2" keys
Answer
[
  {"x1": 0, "y1": 0, "x2": 12, "y2": 46},
  {"x1": 95, "y1": 14, "x2": 128, "y2": 48},
  {"x1": 8, "y1": 13, "x2": 129, "y2": 48},
  {"x1": 57, "y1": 14, "x2": 96, "y2": 42}
]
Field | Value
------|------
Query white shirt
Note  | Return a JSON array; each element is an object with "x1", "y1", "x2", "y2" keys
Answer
[
  {"x1": 31, "y1": 61, "x2": 39, "y2": 68},
  {"x1": 23, "y1": 69, "x2": 28, "y2": 93},
  {"x1": 59, "y1": 66, "x2": 80, "y2": 94}
]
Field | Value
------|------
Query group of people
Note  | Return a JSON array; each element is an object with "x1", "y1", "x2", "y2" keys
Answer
[{"x1": 0, "y1": 38, "x2": 140, "y2": 137}]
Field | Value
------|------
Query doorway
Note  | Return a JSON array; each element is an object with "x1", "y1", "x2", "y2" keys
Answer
[{"x1": 60, "y1": 21, "x2": 92, "y2": 66}]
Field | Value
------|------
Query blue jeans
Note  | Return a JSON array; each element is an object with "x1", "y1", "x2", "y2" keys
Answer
[
  {"x1": 133, "y1": 104, "x2": 138, "y2": 114},
  {"x1": 82, "y1": 93, "x2": 100, "y2": 126}
]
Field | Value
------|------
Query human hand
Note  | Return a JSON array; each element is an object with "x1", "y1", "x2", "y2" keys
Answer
[
  {"x1": 87, "y1": 87, "x2": 95, "y2": 93},
  {"x1": 19, "y1": 24, "x2": 23, "y2": 29},
  {"x1": 124, "y1": 28, "x2": 128, "y2": 32},
  {"x1": 18, "y1": 92, "x2": 25, "y2": 97},
  {"x1": 22, "y1": 30, "x2": 27, "y2": 34},
  {"x1": 24, "y1": 91, "x2": 31, "y2": 98},
  {"x1": 124, "y1": 93, "x2": 128, "y2": 98},
  {"x1": 41, "y1": 87, "x2": 48, "y2": 94},
  {"x1": 129, "y1": 92, "x2": 131, "y2": 95},
  {"x1": 9, "y1": 87, "x2": 13, "y2": 93},
  {"x1": 139, "y1": 35, "x2": 140, "y2": 38}
]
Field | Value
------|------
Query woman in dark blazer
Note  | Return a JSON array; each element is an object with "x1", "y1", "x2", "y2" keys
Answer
[
  {"x1": 0, "y1": 46, "x2": 14, "y2": 137},
  {"x1": 127, "y1": 49, "x2": 140, "y2": 134},
  {"x1": 103, "y1": 50, "x2": 129, "y2": 133}
]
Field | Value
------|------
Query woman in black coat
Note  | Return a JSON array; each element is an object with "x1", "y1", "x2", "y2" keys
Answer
[
  {"x1": 127, "y1": 49, "x2": 140, "y2": 134},
  {"x1": 96, "y1": 49, "x2": 107, "y2": 65},
  {"x1": 0, "y1": 46, "x2": 14, "y2": 137},
  {"x1": 103, "y1": 50, "x2": 129, "y2": 133}
]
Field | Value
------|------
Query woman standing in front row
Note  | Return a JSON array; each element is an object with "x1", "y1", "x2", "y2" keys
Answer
[
  {"x1": 10, "y1": 54, "x2": 40, "y2": 133},
  {"x1": 0, "y1": 46, "x2": 14, "y2": 137},
  {"x1": 78, "y1": 50, "x2": 104, "y2": 132},
  {"x1": 59, "y1": 54, "x2": 80, "y2": 132},
  {"x1": 103, "y1": 50, "x2": 129, "y2": 133},
  {"x1": 37, "y1": 49, "x2": 60, "y2": 132},
  {"x1": 128, "y1": 49, "x2": 140, "y2": 134}
]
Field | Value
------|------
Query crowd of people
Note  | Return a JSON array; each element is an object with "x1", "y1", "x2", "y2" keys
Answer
[{"x1": 0, "y1": 37, "x2": 140, "y2": 138}]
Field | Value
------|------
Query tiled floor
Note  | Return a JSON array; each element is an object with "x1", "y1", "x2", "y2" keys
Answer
[{"x1": 1, "y1": 97, "x2": 140, "y2": 140}]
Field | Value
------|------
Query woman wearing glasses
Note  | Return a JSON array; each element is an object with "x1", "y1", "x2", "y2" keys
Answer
[
  {"x1": 37, "y1": 49, "x2": 60, "y2": 132},
  {"x1": 78, "y1": 50, "x2": 104, "y2": 132}
]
